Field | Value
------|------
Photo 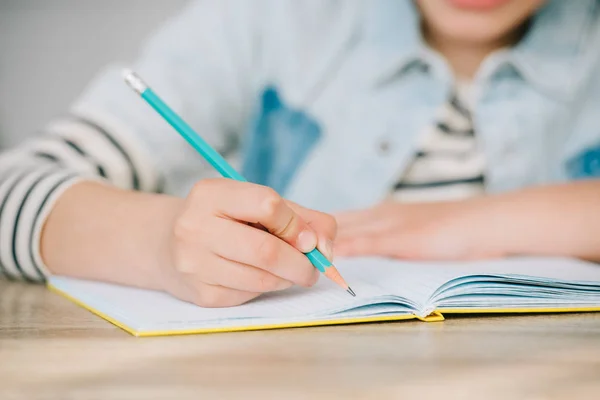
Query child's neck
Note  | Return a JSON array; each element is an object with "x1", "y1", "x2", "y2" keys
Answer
[{"x1": 423, "y1": 23, "x2": 529, "y2": 80}]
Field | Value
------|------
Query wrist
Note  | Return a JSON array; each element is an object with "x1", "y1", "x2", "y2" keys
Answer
[
  {"x1": 41, "y1": 180, "x2": 184, "y2": 291},
  {"x1": 130, "y1": 191, "x2": 184, "y2": 292},
  {"x1": 480, "y1": 183, "x2": 600, "y2": 260},
  {"x1": 463, "y1": 195, "x2": 514, "y2": 258},
  {"x1": 143, "y1": 193, "x2": 184, "y2": 292},
  {"x1": 476, "y1": 187, "x2": 566, "y2": 258}
]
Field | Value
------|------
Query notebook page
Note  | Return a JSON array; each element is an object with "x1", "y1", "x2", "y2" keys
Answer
[
  {"x1": 443, "y1": 257, "x2": 600, "y2": 282},
  {"x1": 426, "y1": 257, "x2": 600, "y2": 310},
  {"x1": 337, "y1": 257, "x2": 461, "y2": 311},
  {"x1": 337, "y1": 257, "x2": 600, "y2": 314},
  {"x1": 49, "y1": 272, "x2": 409, "y2": 333}
]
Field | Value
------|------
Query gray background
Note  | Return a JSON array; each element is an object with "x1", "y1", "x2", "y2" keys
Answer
[{"x1": 0, "y1": 0, "x2": 188, "y2": 148}]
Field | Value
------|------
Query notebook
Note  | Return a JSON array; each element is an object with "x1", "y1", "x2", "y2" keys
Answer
[{"x1": 48, "y1": 256, "x2": 600, "y2": 337}]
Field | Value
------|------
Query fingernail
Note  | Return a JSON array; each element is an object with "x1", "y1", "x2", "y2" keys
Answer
[{"x1": 297, "y1": 230, "x2": 317, "y2": 253}]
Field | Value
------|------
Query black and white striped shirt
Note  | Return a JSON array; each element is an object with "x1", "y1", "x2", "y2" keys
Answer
[
  {"x1": 392, "y1": 83, "x2": 485, "y2": 202},
  {"x1": 0, "y1": 114, "x2": 158, "y2": 282},
  {"x1": 0, "y1": 83, "x2": 483, "y2": 282}
]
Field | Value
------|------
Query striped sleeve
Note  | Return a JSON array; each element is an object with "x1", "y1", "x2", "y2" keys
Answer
[
  {"x1": 0, "y1": 114, "x2": 160, "y2": 282},
  {"x1": 0, "y1": 0, "x2": 266, "y2": 282}
]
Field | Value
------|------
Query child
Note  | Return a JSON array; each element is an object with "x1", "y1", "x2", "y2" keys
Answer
[{"x1": 1, "y1": 0, "x2": 599, "y2": 307}]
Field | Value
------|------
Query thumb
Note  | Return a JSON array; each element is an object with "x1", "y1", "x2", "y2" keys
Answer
[
  {"x1": 287, "y1": 201, "x2": 337, "y2": 260},
  {"x1": 257, "y1": 195, "x2": 318, "y2": 253}
]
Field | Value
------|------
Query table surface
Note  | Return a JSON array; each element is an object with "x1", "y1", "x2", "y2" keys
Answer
[{"x1": 1, "y1": 280, "x2": 600, "y2": 400}]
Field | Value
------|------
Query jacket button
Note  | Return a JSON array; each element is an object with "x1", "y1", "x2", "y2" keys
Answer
[{"x1": 378, "y1": 141, "x2": 391, "y2": 155}]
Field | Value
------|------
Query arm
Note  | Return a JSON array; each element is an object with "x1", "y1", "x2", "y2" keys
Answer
[
  {"x1": 41, "y1": 181, "x2": 179, "y2": 290},
  {"x1": 1, "y1": 1, "x2": 337, "y2": 308},
  {"x1": 41, "y1": 177, "x2": 337, "y2": 307},
  {"x1": 0, "y1": 0, "x2": 256, "y2": 282},
  {"x1": 335, "y1": 181, "x2": 600, "y2": 262},
  {"x1": 486, "y1": 181, "x2": 600, "y2": 261}
]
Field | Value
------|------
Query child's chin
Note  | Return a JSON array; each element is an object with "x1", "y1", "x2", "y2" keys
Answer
[{"x1": 445, "y1": 0, "x2": 513, "y2": 12}]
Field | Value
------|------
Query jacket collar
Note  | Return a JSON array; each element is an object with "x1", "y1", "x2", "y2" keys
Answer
[
  {"x1": 508, "y1": 0, "x2": 599, "y2": 101},
  {"x1": 361, "y1": 0, "x2": 599, "y2": 100},
  {"x1": 359, "y1": 0, "x2": 431, "y2": 86}
]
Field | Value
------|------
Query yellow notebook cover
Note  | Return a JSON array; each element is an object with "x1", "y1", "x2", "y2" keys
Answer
[
  {"x1": 49, "y1": 283, "x2": 445, "y2": 337},
  {"x1": 48, "y1": 256, "x2": 600, "y2": 337}
]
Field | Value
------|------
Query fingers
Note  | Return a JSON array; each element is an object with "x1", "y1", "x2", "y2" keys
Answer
[
  {"x1": 335, "y1": 205, "x2": 399, "y2": 239},
  {"x1": 168, "y1": 179, "x2": 331, "y2": 308},
  {"x1": 287, "y1": 201, "x2": 337, "y2": 239},
  {"x1": 336, "y1": 216, "x2": 398, "y2": 240},
  {"x1": 287, "y1": 201, "x2": 337, "y2": 260},
  {"x1": 206, "y1": 218, "x2": 320, "y2": 287},
  {"x1": 334, "y1": 208, "x2": 375, "y2": 226},
  {"x1": 177, "y1": 279, "x2": 262, "y2": 308},
  {"x1": 194, "y1": 180, "x2": 318, "y2": 253},
  {"x1": 335, "y1": 232, "x2": 425, "y2": 259},
  {"x1": 334, "y1": 201, "x2": 485, "y2": 261},
  {"x1": 179, "y1": 251, "x2": 294, "y2": 293},
  {"x1": 334, "y1": 202, "x2": 394, "y2": 227}
]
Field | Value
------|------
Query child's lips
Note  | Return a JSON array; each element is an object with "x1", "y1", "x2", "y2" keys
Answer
[{"x1": 445, "y1": 0, "x2": 512, "y2": 11}]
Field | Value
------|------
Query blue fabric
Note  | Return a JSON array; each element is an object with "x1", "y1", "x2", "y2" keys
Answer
[
  {"x1": 70, "y1": 0, "x2": 600, "y2": 211},
  {"x1": 241, "y1": 87, "x2": 321, "y2": 195},
  {"x1": 567, "y1": 144, "x2": 600, "y2": 179}
]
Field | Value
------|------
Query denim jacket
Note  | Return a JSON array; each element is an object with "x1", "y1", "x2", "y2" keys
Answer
[{"x1": 72, "y1": 0, "x2": 600, "y2": 213}]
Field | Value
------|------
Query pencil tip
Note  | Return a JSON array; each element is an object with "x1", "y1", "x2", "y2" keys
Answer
[{"x1": 347, "y1": 287, "x2": 356, "y2": 297}]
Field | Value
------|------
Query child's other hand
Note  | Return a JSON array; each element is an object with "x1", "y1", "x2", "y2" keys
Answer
[
  {"x1": 161, "y1": 179, "x2": 336, "y2": 307},
  {"x1": 334, "y1": 199, "x2": 502, "y2": 261}
]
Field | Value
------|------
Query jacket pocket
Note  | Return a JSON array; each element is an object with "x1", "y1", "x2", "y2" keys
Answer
[
  {"x1": 241, "y1": 86, "x2": 321, "y2": 194},
  {"x1": 565, "y1": 140, "x2": 600, "y2": 179}
]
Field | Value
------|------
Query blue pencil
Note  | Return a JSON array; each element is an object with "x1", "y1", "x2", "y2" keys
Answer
[{"x1": 123, "y1": 69, "x2": 355, "y2": 297}]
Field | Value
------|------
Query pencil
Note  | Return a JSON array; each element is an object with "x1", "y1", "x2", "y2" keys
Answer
[{"x1": 122, "y1": 69, "x2": 355, "y2": 297}]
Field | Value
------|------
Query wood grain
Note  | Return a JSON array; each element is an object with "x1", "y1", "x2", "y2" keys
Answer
[{"x1": 2, "y1": 280, "x2": 600, "y2": 400}]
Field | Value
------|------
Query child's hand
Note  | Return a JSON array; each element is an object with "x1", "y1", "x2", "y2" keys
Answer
[
  {"x1": 334, "y1": 199, "x2": 502, "y2": 261},
  {"x1": 160, "y1": 179, "x2": 336, "y2": 307}
]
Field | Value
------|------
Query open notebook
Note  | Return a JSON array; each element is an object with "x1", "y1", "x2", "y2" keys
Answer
[{"x1": 48, "y1": 257, "x2": 600, "y2": 336}]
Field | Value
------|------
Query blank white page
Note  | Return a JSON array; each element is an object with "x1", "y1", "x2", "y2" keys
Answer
[
  {"x1": 440, "y1": 257, "x2": 600, "y2": 283},
  {"x1": 49, "y1": 268, "x2": 410, "y2": 334},
  {"x1": 336, "y1": 257, "x2": 463, "y2": 309},
  {"x1": 336, "y1": 257, "x2": 600, "y2": 310},
  {"x1": 426, "y1": 257, "x2": 600, "y2": 310},
  {"x1": 49, "y1": 257, "x2": 600, "y2": 334}
]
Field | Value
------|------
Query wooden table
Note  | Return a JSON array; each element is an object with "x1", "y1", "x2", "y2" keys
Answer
[{"x1": 1, "y1": 280, "x2": 600, "y2": 400}]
